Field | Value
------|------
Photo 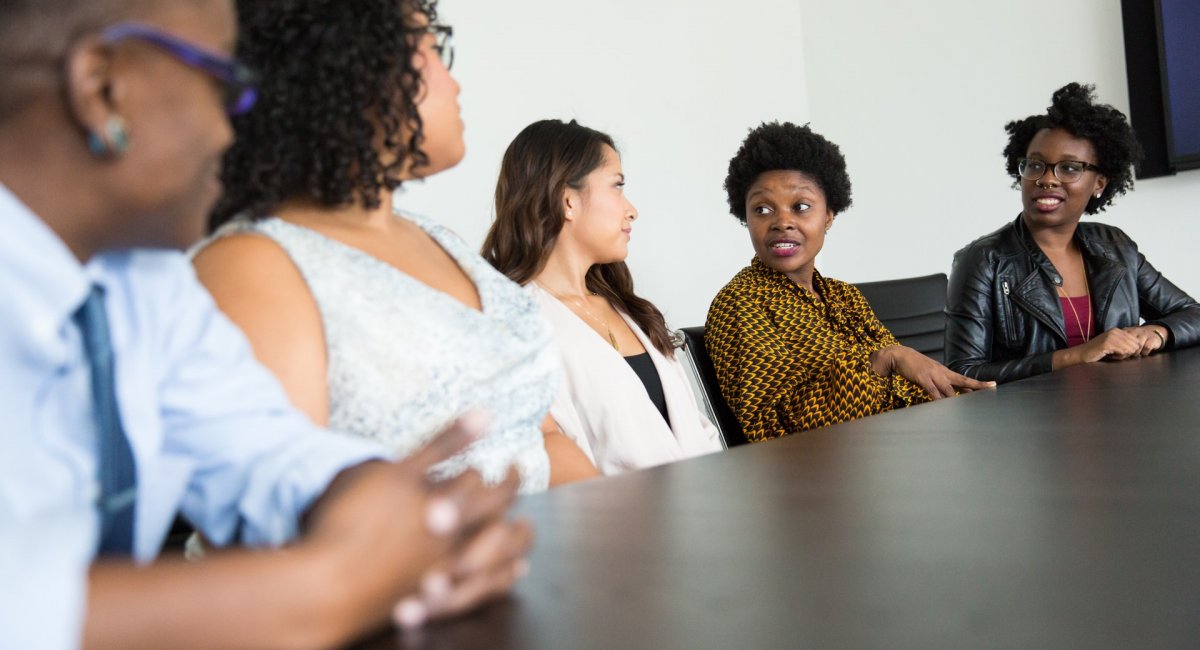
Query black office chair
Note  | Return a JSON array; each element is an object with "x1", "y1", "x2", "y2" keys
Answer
[
  {"x1": 854, "y1": 273, "x2": 948, "y2": 363},
  {"x1": 677, "y1": 326, "x2": 748, "y2": 448}
]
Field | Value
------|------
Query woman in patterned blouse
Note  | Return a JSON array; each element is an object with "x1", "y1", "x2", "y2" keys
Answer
[{"x1": 705, "y1": 122, "x2": 993, "y2": 442}]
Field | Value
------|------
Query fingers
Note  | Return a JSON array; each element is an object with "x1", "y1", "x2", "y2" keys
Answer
[
  {"x1": 1138, "y1": 337, "x2": 1158, "y2": 357},
  {"x1": 1127, "y1": 327, "x2": 1163, "y2": 357},
  {"x1": 912, "y1": 361, "x2": 996, "y2": 399},
  {"x1": 1088, "y1": 329, "x2": 1141, "y2": 362},
  {"x1": 424, "y1": 519, "x2": 534, "y2": 622},
  {"x1": 930, "y1": 377, "x2": 954, "y2": 400},
  {"x1": 449, "y1": 517, "x2": 533, "y2": 579},
  {"x1": 950, "y1": 372, "x2": 996, "y2": 393},
  {"x1": 427, "y1": 467, "x2": 520, "y2": 539},
  {"x1": 393, "y1": 519, "x2": 534, "y2": 630},
  {"x1": 403, "y1": 410, "x2": 490, "y2": 472},
  {"x1": 1106, "y1": 332, "x2": 1142, "y2": 360}
]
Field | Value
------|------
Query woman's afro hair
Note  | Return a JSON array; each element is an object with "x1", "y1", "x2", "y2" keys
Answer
[
  {"x1": 724, "y1": 121, "x2": 852, "y2": 223},
  {"x1": 1002, "y1": 82, "x2": 1143, "y2": 214}
]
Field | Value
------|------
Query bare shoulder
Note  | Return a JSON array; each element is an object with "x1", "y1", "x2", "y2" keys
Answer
[
  {"x1": 193, "y1": 233, "x2": 330, "y2": 423},
  {"x1": 193, "y1": 233, "x2": 304, "y2": 291},
  {"x1": 192, "y1": 233, "x2": 320, "y2": 331}
]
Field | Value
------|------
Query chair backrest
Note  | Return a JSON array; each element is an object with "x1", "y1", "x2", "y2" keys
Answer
[
  {"x1": 677, "y1": 326, "x2": 748, "y2": 448},
  {"x1": 854, "y1": 273, "x2": 948, "y2": 363}
]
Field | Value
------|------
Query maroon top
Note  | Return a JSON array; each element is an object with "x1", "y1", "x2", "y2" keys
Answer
[{"x1": 1060, "y1": 295, "x2": 1094, "y2": 347}]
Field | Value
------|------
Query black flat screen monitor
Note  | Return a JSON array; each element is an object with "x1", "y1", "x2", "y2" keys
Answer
[{"x1": 1158, "y1": 0, "x2": 1200, "y2": 170}]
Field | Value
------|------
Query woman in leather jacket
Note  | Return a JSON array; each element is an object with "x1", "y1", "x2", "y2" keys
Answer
[{"x1": 945, "y1": 83, "x2": 1200, "y2": 384}]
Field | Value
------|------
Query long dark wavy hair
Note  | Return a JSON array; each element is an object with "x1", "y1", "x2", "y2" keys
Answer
[
  {"x1": 482, "y1": 119, "x2": 674, "y2": 356},
  {"x1": 209, "y1": 0, "x2": 438, "y2": 229}
]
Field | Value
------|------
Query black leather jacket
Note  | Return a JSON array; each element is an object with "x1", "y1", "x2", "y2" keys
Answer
[{"x1": 945, "y1": 215, "x2": 1200, "y2": 383}]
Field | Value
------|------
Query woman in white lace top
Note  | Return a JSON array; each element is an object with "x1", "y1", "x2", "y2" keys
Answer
[{"x1": 192, "y1": 1, "x2": 598, "y2": 490}]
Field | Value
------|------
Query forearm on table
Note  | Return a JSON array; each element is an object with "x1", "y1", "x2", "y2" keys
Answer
[
  {"x1": 83, "y1": 544, "x2": 379, "y2": 650},
  {"x1": 1051, "y1": 346, "x2": 1084, "y2": 371}
]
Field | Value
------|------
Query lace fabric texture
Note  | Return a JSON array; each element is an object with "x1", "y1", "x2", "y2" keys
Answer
[{"x1": 211, "y1": 210, "x2": 558, "y2": 492}]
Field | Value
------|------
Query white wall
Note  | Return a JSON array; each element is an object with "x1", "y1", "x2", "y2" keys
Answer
[
  {"x1": 397, "y1": 0, "x2": 809, "y2": 328},
  {"x1": 799, "y1": 0, "x2": 1199, "y2": 293},
  {"x1": 401, "y1": 0, "x2": 1198, "y2": 329}
]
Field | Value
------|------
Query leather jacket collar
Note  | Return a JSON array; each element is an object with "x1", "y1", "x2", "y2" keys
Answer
[{"x1": 1010, "y1": 215, "x2": 1126, "y2": 344}]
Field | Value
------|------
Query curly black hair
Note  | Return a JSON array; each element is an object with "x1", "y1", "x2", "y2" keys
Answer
[
  {"x1": 210, "y1": 0, "x2": 439, "y2": 230},
  {"x1": 724, "y1": 121, "x2": 853, "y2": 224},
  {"x1": 1003, "y1": 82, "x2": 1143, "y2": 215}
]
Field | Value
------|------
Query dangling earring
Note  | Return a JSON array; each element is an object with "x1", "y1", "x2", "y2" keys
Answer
[{"x1": 87, "y1": 115, "x2": 130, "y2": 157}]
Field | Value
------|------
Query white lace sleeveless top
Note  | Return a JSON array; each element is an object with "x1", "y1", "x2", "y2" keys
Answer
[{"x1": 208, "y1": 210, "x2": 557, "y2": 492}]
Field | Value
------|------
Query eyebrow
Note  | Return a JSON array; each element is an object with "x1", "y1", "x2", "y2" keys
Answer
[
  {"x1": 747, "y1": 184, "x2": 819, "y2": 199},
  {"x1": 1027, "y1": 152, "x2": 1093, "y2": 163}
]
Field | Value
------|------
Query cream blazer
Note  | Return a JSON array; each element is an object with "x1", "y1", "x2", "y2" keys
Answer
[{"x1": 529, "y1": 285, "x2": 722, "y2": 475}]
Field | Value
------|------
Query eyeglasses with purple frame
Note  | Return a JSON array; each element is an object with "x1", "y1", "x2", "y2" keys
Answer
[{"x1": 100, "y1": 22, "x2": 258, "y2": 116}]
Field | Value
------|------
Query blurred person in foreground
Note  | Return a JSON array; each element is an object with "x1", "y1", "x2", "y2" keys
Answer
[{"x1": 0, "y1": 1, "x2": 530, "y2": 647}]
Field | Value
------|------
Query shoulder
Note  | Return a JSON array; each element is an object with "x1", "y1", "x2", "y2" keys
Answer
[
  {"x1": 526, "y1": 284, "x2": 564, "y2": 322},
  {"x1": 951, "y1": 221, "x2": 1026, "y2": 275},
  {"x1": 396, "y1": 209, "x2": 472, "y2": 250},
  {"x1": 953, "y1": 220, "x2": 1017, "y2": 261},
  {"x1": 1077, "y1": 221, "x2": 1136, "y2": 247},
  {"x1": 192, "y1": 230, "x2": 309, "y2": 294},
  {"x1": 706, "y1": 265, "x2": 766, "y2": 339},
  {"x1": 190, "y1": 231, "x2": 321, "y2": 334},
  {"x1": 819, "y1": 274, "x2": 869, "y2": 307},
  {"x1": 710, "y1": 265, "x2": 758, "y2": 309}
]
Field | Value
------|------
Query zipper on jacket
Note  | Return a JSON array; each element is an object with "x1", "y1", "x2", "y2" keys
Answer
[{"x1": 1000, "y1": 280, "x2": 1018, "y2": 344}]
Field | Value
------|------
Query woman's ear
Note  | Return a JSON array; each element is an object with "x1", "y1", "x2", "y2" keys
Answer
[
  {"x1": 824, "y1": 210, "x2": 835, "y2": 234},
  {"x1": 62, "y1": 37, "x2": 127, "y2": 156},
  {"x1": 562, "y1": 190, "x2": 578, "y2": 221},
  {"x1": 1092, "y1": 174, "x2": 1108, "y2": 199}
]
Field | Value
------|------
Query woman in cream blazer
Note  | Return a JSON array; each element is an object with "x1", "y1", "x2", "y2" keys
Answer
[{"x1": 483, "y1": 119, "x2": 722, "y2": 474}]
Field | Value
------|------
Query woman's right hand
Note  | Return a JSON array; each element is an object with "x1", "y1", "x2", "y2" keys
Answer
[
  {"x1": 1053, "y1": 328, "x2": 1144, "y2": 369},
  {"x1": 303, "y1": 412, "x2": 531, "y2": 639},
  {"x1": 874, "y1": 345, "x2": 995, "y2": 399}
]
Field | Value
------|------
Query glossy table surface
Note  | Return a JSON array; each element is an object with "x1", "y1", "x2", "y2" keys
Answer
[{"x1": 366, "y1": 348, "x2": 1200, "y2": 649}]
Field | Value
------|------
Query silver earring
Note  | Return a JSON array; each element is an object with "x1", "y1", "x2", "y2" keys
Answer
[
  {"x1": 87, "y1": 116, "x2": 130, "y2": 157},
  {"x1": 1094, "y1": 192, "x2": 1102, "y2": 198}
]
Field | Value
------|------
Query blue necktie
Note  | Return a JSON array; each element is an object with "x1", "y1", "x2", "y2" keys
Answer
[{"x1": 75, "y1": 285, "x2": 137, "y2": 556}]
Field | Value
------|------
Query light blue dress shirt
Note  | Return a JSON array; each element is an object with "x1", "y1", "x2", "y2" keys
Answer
[{"x1": 0, "y1": 185, "x2": 387, "y2": 649}]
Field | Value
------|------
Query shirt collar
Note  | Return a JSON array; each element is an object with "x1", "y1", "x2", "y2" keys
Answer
[
  {"x1": 749, "y1": 256, "x2": 826, "y2": 300},
  {"x1": 0, "y1": 183, "x2": 93, "y2": 335}
]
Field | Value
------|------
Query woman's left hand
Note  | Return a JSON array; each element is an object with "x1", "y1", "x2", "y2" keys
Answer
[
  {"x1": 872, "y1": 345, "x2": 996, "y2": 399},
  {"x1": 1120, "y1": 325, "x2": 1169, "y2": 357}
]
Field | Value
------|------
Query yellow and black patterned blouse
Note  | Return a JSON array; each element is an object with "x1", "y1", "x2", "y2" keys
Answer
[{"x1": 705, "y1": 258, "x2": 930, "y2": 442}]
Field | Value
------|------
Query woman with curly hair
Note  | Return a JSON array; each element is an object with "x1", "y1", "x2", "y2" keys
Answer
[
  {"x1": 193, "y1": 0, "x2": 598, "y2": 489},
  {"x1": 482, "y1": 119, "x2": 721, "y2": 474},
  {"x1": 705, "y1": 122, "x2": 991, "y2": 443},
  {"x1": 945, "y1": 83, "x2": 1200, "y2": 383}
]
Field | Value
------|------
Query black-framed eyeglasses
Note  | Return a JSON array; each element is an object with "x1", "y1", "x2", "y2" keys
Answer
[
  {"x1": 1018, "y1": 157, "x2": 1101, "y2": 183},
  {"x1": 100, "y1": 22, "x2": 259, "y2": 116},
  {"x1": 412, "y1": 24, "x2": 454, "y2": 71}
]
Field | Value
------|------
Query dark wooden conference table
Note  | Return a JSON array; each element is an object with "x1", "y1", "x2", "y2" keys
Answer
[{"x1": 365, "y1": 348, "x2": 1200, "y2": 649}]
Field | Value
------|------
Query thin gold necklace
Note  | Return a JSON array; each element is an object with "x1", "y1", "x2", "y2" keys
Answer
[
  {"x1": 1056, "y1": 249, "x2": 1092, "y2": 343},
  {"x1": 538, "y1": 282, "x2": 620, "y2": 351}
]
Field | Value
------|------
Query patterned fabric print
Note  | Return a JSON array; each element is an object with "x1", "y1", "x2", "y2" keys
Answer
[
  {"x1": 706, "y1": 258, "x2": 930, "y2": 442},
  {"x1": 211, "y1": 211, "x2": 558, "y2": 493}
]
